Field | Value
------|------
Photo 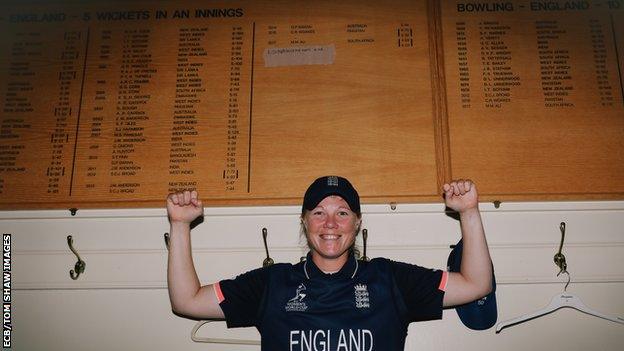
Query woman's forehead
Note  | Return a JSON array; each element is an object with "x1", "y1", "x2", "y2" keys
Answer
[{"x1": 317, "y1": 195, "x2": 351, "y2": 208}]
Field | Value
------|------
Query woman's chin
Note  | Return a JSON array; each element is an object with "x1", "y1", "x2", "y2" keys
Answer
[{"x1": 313, "y1": 248, "x2": 349, "y2": 261}]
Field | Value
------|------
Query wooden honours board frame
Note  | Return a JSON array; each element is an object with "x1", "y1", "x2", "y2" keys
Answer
[
  {"x1": 0, "y1": 0, "x2": 622, "y2": 210},
  {"x1": 441, "y1": 0, "x2": 624, "y2": 199}
]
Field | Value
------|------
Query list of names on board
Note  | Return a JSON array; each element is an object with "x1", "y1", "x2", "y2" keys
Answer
[
  {"x1": 0, "y1": 7, "x2": 256, "y2": 206},
  {"x1": 0, "y1": 0, "x2": 439, "y2": 208},
  {"x1": 70, "y1": 21, "x2": 254, "y2": 202},
  {"x1": 442, "y1": 0, "x2": 624, "y2": 197}
]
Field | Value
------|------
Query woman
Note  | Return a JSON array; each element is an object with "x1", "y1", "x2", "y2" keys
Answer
[{"x1": 166, "y1": 176, "x2": 492, "y2": 350}]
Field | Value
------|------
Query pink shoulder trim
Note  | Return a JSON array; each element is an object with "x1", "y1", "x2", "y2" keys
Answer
[
  {"x1": 213, "y1": 282, "x2": 225, "y2": 303},
  {"x1": 438, "y1": 271, "x2": 449, "y2": 292}
]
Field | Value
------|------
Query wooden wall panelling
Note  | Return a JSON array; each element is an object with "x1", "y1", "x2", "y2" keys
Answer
[{"x1": 5, "y1": 202, "x2": 624, "y2": 349}]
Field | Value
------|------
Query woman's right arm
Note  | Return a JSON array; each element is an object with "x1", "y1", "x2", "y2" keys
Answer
[{"x1": 166, "y1": 190, "x2": 225, "y2": 319}]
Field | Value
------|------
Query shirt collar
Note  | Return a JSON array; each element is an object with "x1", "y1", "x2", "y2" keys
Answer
[{"x1": 303, "y1": 251, "x2": 359, "y2": 280}]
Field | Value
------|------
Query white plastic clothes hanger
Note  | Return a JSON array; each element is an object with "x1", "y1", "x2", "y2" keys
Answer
[
  {"x1": 496, "y1": 223, "x2": 624, "y2": 333},
  {"x1": 495, "y1": 285, "x2": 624, "y2": 333},
  {"x1": 191, "y1": 319, "x2": 261, "y2": 345}
]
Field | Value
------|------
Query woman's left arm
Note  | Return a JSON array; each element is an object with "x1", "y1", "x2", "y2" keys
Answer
[{"x1": 441, "y1": 180, "x2": 493, "y2": 307}]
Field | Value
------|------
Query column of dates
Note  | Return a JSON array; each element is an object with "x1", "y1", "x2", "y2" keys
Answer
[
  {"x1": 456, "y1": 21, "x2": 471, "y2": 108},
  {"x1": 83, "y1": 29, "x2": 112, "y2": 190}
]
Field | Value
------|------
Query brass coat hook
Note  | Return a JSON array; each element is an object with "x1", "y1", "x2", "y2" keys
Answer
[
  {"x1": 361, "y1": 228, "x2": 369, "y2": 262},
  {"x1": 67, "y1": 235, "x2": 86, "y2": 280},
  {"x1": 554, "y1": 222, "x2": 570, "y2": 291},
  {"x1": 262, "y1": 228, "x2": 274, "y2": 267}
]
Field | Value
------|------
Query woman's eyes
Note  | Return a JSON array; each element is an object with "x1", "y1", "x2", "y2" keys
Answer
[{"x1": 311, "y1": 210, "x2": 351, "y2": 217}]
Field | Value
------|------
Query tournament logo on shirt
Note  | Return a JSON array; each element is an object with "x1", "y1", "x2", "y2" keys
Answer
[
  {"x1": 286, "y1": 283, "x2": 308, "y2": 312},
  {"x1": 354, "y1": 283, "x2": 370, "y2": 309}
]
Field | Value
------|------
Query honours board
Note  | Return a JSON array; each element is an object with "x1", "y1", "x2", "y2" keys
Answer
[
  {"x1": 442, "y1": 0, "x2": 624, "y2": 199},
  {"x1": 1, "y1": 0, "x2": 623, "y2": 210},
  {"x1": 0, "y1": 0, "x2": 440, "y2": 209}
]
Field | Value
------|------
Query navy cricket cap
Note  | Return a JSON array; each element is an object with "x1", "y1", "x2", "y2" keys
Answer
[
  {"x1": 302, "y1": 176, "x2": 361, "y2": 215},
  {"x1": 447, "y1": 239, "x2": 497, "y2": 330}
]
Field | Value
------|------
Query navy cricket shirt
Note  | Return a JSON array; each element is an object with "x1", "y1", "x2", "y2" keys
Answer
[{"x1": 216, "y1": 253, "x2": 446, "y2": 351}]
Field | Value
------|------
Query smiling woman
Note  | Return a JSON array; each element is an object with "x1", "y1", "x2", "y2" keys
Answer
[
  {"x1": 300, "y1": 177, "x2": 362, "y2": 272},
  {"x1": 302, "y1": 195, "x2": 360, "y2": 269},
  {"x1": 166, "y1": 174, "x2": 494, "y2": 350}
]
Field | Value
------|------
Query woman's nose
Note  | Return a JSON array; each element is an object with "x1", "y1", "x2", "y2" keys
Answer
[{"x1": 324, "y1": 216, "x2": 337, "y2": 229}]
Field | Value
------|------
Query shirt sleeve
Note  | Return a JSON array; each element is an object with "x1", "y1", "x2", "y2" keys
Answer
[
  {"x1": 217, "y1": 266, "x2": 269, "y2": 328},
  {"x1": 390, "y1": 260, "x2": 446, "y2": 322}
]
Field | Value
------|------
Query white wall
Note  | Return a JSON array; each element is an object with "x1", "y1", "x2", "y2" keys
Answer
[{"x1": 3, "y1": 201, "x2": 624, "y2": 350}]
